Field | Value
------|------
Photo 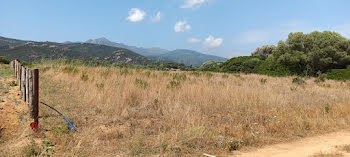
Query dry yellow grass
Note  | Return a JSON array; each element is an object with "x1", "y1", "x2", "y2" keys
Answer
[
  {"x1": 310, "y1": 152, "x2": 344, "y2": 157},
  {"x1": 26, "y1": 63, "x2": 350, "y2": 156},
  {"x1": 336, "y1": 144, "x2": 350, "y2": 153}
]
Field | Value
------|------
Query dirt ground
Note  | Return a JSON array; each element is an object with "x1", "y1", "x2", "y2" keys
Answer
[
  {"x1": 0, "y1": 67, "x2": 37, "y2": 156},
  {"x1": 233, "y1": 130, "x2": 350, "y2": 157}
]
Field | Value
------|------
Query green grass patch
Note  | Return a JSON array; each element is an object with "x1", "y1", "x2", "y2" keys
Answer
[
  {"x1": 50, "y1": 124, "x2": 70, "y2": 135},
  {"x1": 0, "y1": 65, "x2": 13, "y2": 78},
  {"x1": 326, "y1": 69, "x2": 350, "y2": 80}
]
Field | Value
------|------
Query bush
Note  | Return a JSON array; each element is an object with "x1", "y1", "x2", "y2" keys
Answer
[
  {"x1": 167, "y1": 80, "x2": 180, "y2": 88},
  {"x1": 292, "y1": 77, "x2": 305, "y2": 85},
  {"x1": 315, "y1": 71, "x2": 326, "y2": 83},
  {"x1": 135, "y1": 78, "x2": 149, "y2": 89},
  {"x1": 220, "y1": 56, "x2": 262, "y2": 73},
  {"x1": 62, "y1": 66, "x2": 79, "y2": 73},
  {"x1": 22, "y1": 139, "x2": 40, "y2": 157},
  {"x1": 50, "y1": 124, "x2": 70, "y2": 135},
  {"x1": 173, "y1": 73, "x2": 187, "y2": 81},
  {"x1": 0, "y1": 56, "x2": 10, "y2": 64},
  {"x1": 260, "y1": 78, "x2": 267, "y2": 84},
  {"x1": 81, "y1": 72, "x2": 89, "y2": 81},
  {"x1": 9, "y1": 81, "x2": 17, "y2": 87},
  {"x1": 256, "y1": 57, "x2": 294, "y2": 76},
  {"x1": 326, "y1": 69, "x2": 350, "y2": 80}
]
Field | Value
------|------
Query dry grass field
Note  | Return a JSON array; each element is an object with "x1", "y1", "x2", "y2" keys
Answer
[{"x1": 3, "y1": 62, "x2": 350, "y2": 156}]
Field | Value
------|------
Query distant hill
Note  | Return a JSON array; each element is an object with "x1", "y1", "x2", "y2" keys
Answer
[
  {"x1": 0, "y1": 36, "x2": 27, "y2": 46},
  {"x1": 85, "y1": 37, "x2": 169, "y2": 56},
  {"x1": 149, "y1": 49, "x2": 227, "y2": 66},
  {"x1": 0, "y1": 36, "x2": 151, "y2": 65},
  {"x1": 86, "y1": 38, "x2": 227, "y2": 66}
]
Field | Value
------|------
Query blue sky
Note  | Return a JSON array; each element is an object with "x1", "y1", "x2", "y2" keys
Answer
[{"x1": 1, "y1": 0, "x2": 350, "y2": 58}]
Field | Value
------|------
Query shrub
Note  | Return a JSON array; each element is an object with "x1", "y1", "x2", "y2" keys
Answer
[
  {"x1": 260, "y1": 78, "x2": 267, "y2": 84},
  {"x1": 173, "y1": 73, "x2": 187, "y2": 81},
  {"x1": 189, "y1": 71, "x2": 201, "y2": 76},
  {"x1": 315, "y1": 71, "x2": 326, "y2": 83},
  {"x1": 62, "y1": 66, "x2": 79, "y2": 73},
  {"x1": 225, "y1": 140, "x2": 242, "y2": 152},
  {"x1": 326, "y1": 69, "x2": 350, "y2": 80},
  {"x1": 128, "y1": 135, "x2": 146, "y2": 156},
  {"x1": 0, "y1": 56, "x2": 10, "y2": 64},
  {"x1": 120, "y1": 68, "x2": 130, "y2": 75},
  {"x1": 292, "y1": 77, "x2": 305, "y2": 85},
  {"x1": 95, "y1": 107, "x2": 102, "y2": 114},
  {"x1": 256, "y1": 57, "x2": 294, "y2": 76},
  {"x1": 50, "y1": 124, "x2": 70, "y2": 135},
  {"x1": 167, "y1": 80, "x2": 180, "y2": 88},
  {"x1": 290, "y1": 86, "x2": 298, "y2": 91},
  {"x1": 22, "y1": 139, "x2": 40, "y2": 157},
  {"x1": 222, "y1": 74, "x2": 229, "y2": 78},
  {"x1": 96, "y1": 83, "x2": 104, "y2": 89},
  {"x1": 324, "y1": 104, "x2": 330, "y2": 114},
  {"x1": 204, "y1": 72, "x2": 214, "y2": 78},
  {"x1": 220, "y1": 56, "x2": 262, "y2": 73},
  {"x1": 144, "y1": 71, "x2": 151, "y2": 77},
  {"x1": 9, "y1": 81, "x2": 17, "y2": 87},
  {"x1": 135, "y1": 78, "x2": 149, "y2": 89},
  {"x1": 81, "y1": 72, "x2": 89, "y2": 81},
  {"x1": 41, "y1": 141, "x2": 55, "y2": 157}
]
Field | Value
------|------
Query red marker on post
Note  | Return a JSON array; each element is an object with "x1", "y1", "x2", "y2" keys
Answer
[{"x1": 30, "y1": 122, "x2": 38, "y2": 136}]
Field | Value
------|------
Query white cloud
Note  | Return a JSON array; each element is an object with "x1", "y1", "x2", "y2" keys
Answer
[
  {"x1": 174, "y1": 20, "x2": 191, "y2": 33},
  {"x1": 181, "y1": 0, "x2": 209, "y2": 9},
  {"x1": 203, "y1": 35, "x2": 223, "y2": 48},
  {"x1": 151, "y1": 11, "x2": 162, "y2": 22},
  {"x1": 126, "y1": 8, "x2": 146, "y2": 23},
  {"x1": 188, "y1": 37, "x2": 201, "y2": 43}
]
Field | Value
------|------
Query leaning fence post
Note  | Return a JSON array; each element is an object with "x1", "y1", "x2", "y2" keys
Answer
[{"x1": 33, "y1": 69, "x2": 39, "y2": 124}]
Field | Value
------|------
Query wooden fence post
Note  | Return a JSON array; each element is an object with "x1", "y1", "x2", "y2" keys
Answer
[
  {"x1": 19, "y1": 65, "x2": 22, "y2": 91},
  {"x1": 28, "y1": 70, "x2": 33, "y2": 118},
  {"x1": 33, "y1": 69, "x2": 39, "y2": 124},
  {"x1": 21, "y1": 67, "x2": 26, "y2": 101},
  {"x1": 26, "y1": 68, "x2": 29, "y2": 105},
  {"x1": 14, "y1": 60, "x2": 17, "y2": 79}
]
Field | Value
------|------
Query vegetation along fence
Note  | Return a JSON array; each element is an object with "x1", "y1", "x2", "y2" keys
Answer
[{"x1": 9, "y1": 60, "x2": 39, "y2": 124}]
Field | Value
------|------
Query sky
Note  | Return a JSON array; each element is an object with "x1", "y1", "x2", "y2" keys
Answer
[{"x1": 1, "y1": 0, "x2": 350, "y2": 58}]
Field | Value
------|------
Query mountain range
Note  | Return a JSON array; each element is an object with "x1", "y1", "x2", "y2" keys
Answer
[
  {"x1": 0, "y1": 36, "x2": 151, "y2": 65},
  {"x1": 85, "y1": 38, "x2": 227, "y2": 66},
  {"x1": 0, "y1": 36, "x2": 227, "y2": 66}
]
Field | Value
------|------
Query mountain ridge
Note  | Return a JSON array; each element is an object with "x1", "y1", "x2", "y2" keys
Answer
[
  {"x1": 0, "y1": 36, "x2": 151, "y2": 65},
  {"x1": 86, "y1": 37, "x2": 227, "y2": 66}
]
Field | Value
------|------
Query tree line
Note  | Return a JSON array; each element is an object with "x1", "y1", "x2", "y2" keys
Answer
[{"x1": 200, "y1": 31, "x2": 350, "y2": 78}]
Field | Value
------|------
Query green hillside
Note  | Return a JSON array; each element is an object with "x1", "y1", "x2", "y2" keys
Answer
[
  {"x1": 0, "y1": 37, "x2": 151, "y2": 65},
  {"x1": 149, "y1": 49, "x2": 227, "y2": 66}
]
